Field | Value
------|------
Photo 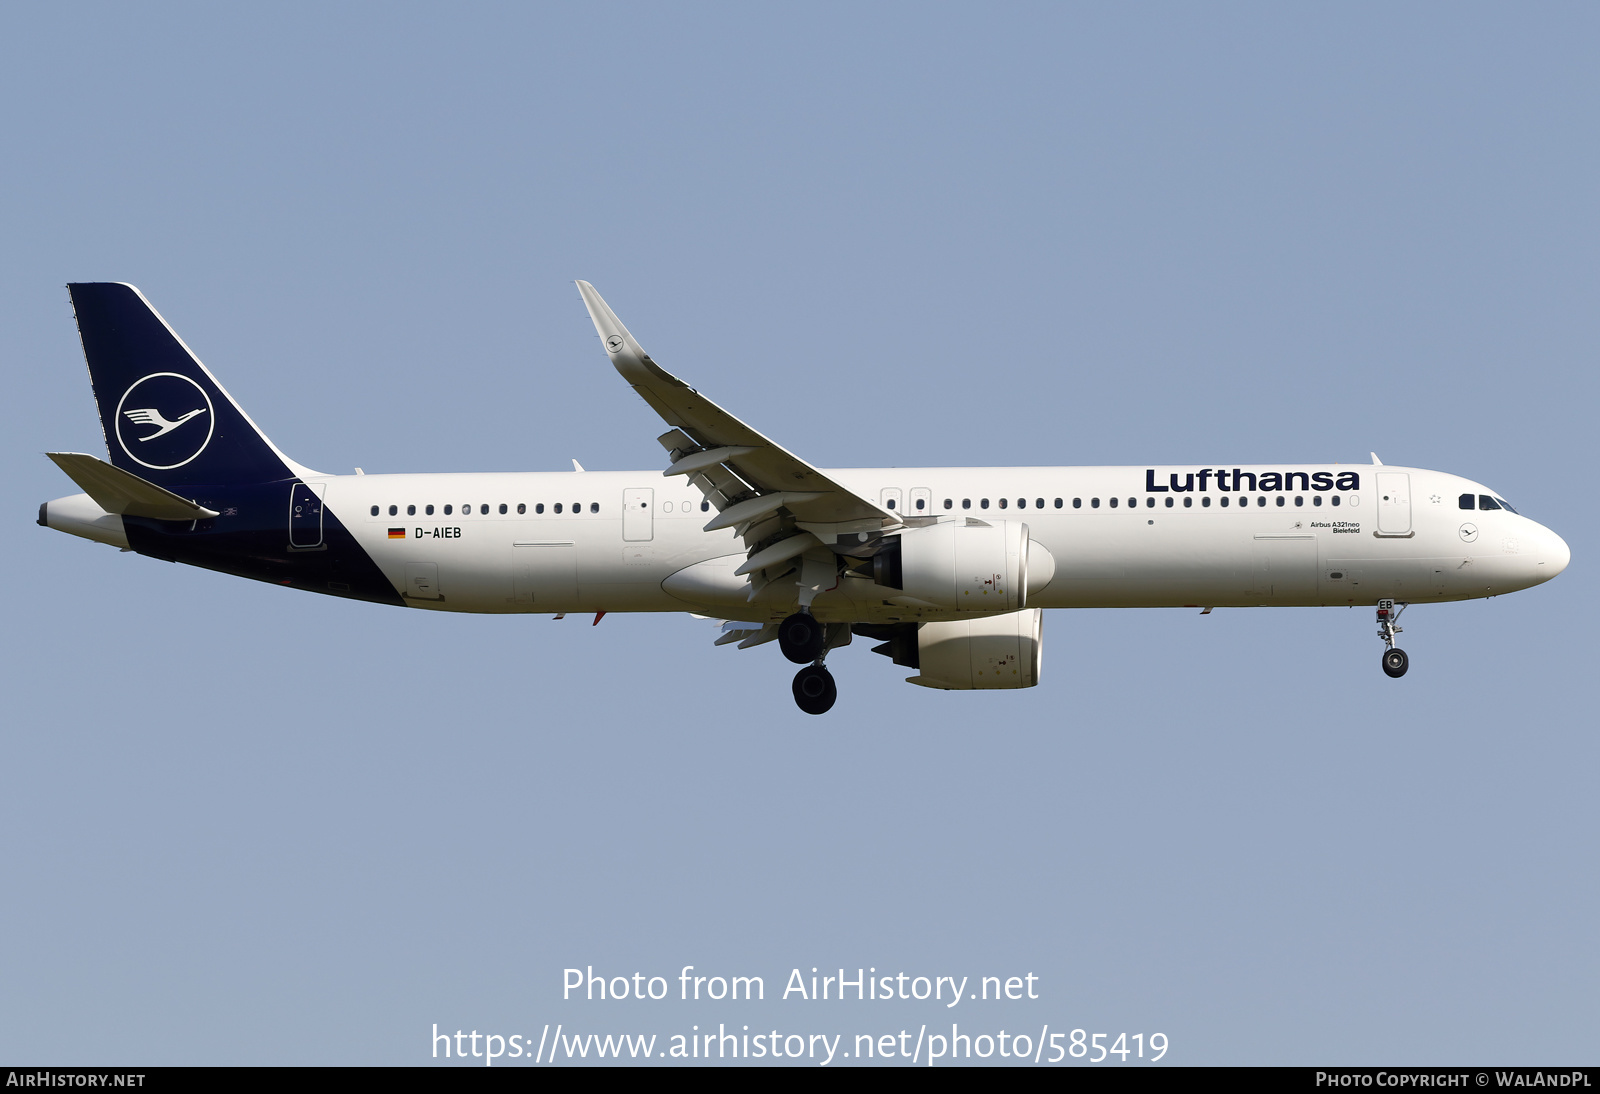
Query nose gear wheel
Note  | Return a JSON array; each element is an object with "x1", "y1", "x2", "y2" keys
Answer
[{"x1": 1375, "y1": 600, "x2": 1410, "y2": 679}]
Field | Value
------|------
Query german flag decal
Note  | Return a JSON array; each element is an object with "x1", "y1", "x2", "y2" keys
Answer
[{"x1": 388, "y1": 527, "x2": 406, "y2": 539}]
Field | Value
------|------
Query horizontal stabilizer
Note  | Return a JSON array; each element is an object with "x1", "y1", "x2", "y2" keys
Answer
[{"x1": 46, "y1": 452, "x2": 219, "y2": 520}]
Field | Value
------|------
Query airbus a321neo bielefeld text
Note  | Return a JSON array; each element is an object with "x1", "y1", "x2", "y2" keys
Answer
[{"x1": 40, "y1": 282, "x2": 1571, "y2": 713}]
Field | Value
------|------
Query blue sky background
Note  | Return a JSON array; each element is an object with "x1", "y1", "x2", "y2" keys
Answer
[{"x1": 3, "y1": 2, "x2": 1595, "y2": 1066}]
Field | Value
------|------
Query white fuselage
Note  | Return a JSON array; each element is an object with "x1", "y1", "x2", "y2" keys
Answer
[{"x1": 326, "y1": 463, "x2": 1569, "y2": 622}]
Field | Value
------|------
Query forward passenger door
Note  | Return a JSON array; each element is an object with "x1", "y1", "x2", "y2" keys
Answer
[{"x1": 1375, "y1": 473, "x2": 1412, "y2": 536}]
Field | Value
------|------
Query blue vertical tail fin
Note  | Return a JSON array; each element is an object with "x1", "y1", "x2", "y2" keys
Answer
[{"x1": 68, "y1": 283, "x2": 308, "y2": 488}]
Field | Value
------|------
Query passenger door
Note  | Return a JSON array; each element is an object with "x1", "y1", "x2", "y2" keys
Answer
[
  {"x1": 288, "y1": 482, "x2": 325, "y2": 548},
  {"x1": 622, "y1": 488, "x2": 654, "y2": 542},
  {"x1": 1375, "y1": 472, "x2": 1412, "y2": 536}
]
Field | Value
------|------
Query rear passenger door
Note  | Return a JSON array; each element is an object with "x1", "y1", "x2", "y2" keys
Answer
[{"x1": 622, "y1": 488, "x2": 654, "y2": 541}]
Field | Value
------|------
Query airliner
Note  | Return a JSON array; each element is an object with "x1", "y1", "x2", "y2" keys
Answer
[{"x1": 39, "y1": 282, "x2": 1571, "y2": 713}]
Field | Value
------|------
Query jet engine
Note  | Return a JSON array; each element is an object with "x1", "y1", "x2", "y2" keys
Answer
[
  {"x1": 869, "y1": 519, "x2": 1054, "y2": 610},
  {"x1": 856, "y1": 608, "x2": 1044, "y2": 690}
]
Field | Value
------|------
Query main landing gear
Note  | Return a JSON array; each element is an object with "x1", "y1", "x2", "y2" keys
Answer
[
  {"x1": 781, "y1": 611, "x2": 837, "y2": 714},
  {"x1": 1376, "y1": 599, "x2": 1409, "y2": 678},
  {"x1": 792, "y1": 663, "x2": 837, "y2": 715},
  {"x1": 778, "y1": 611, "x2": 826, "y2": 664}
]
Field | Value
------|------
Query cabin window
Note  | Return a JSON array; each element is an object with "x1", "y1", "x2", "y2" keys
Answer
[
  {"x1": 590, "y1": 502, "x2": 599, "y2": 513},
  {"x1": 1165, "y1": 497, "x2": 1174, "y2": 508},
  {"x1": 1183, "y1": 496, "x2": 1192, "y2": 508},
  {"x1": 1331, "y1": 496, "x2": 1340, "y2": 507},
  {"x1": 1055, "y1": 498, "x2": 1063, "y2": 508},
  {"x1": 1088, "y1": 497, "x2": 1098, "y2": 509},
  {"x1": 370, "y1": 505, "x2": 379, "y2": 516},
  {"x1": 444, "y1": 504, "x2": 453, "y2": 515},
  {"x1": 405, "y1": 504, "x2": 414, "y2": 516},
  {"x1": 1108, "y1": 497, "x2": 1117, "y2": 508},
  {"x1": 1202, "y1": 496, "x2": 1211, "y2": 507},
  {"x1": 1219, "y1": 496, "x2": 1229, "y2": 507},
  {"x1": 1072, "y1": 498, "x2": 1081, "y2": 509},
  {"x1": 1146, "y1": 497, "x2": 1155, "y2": 508},
  {"x1": 536, "y1": 503, "x2": 544, "y2": 514},
  {"x1": 388, "y1": 505, "x2": 397, "y2": 516},
  {"x1": 424, "y1": 504, "x2": 433, "y2": 515},
  {"x1": 962, "y1": 499, "x2": 972, "y2": 509},
  {"x1": 886, "y1": 498, "x2": 896, "y2": 509},
  {"x1": 1257, "y1": 496, "x2": 1267, "y2": 507},
  {"x1": 701, "y1": 500, "x2": 710, "y2": 512},
  {"x1": 944, "y1": 498, "x2": 954, "y2": 509},
  {"x1": 998, "y1": 498, "x2": 1007, "y2": 509},
  {"x1": 1036, "y1": 498, "x2": 1045, "y2": 509},
  {"x1": 1294, "y1": 496, "x2": 1304, "y2": 506},
  {"x1": 1312, "y1": 496, "x2": 1321, "y2": 507},
  {"x1": 1276, "y1": 496, "x2": 1285, "y2": 507},
  {"x1": 980, "y1": 498, "x2": 990, "y2": 509},
  {"x1": 479, "y1": 504, "x2": 489, "y2": 515},
  {"x1": 1460, "y1": 493, "x2": 1476, "y2": 510},
  {"x1": 516, "y1": 503, "x2": 525, "y2": 514},
  {"x1": 1019, "y1": 498, "x2": 1027, "y2": 509},
  {"x1": 554, "y1": 503, "x2": 563, "y2": 514},
  {"x1": 1478, "y1": 495, "x2": 1501, "y2": 511},
  {"x1": 915, "y1": 498, "x2": 925, "y2": 510}
]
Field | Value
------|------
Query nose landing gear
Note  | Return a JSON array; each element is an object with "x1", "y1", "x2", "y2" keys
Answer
[{"x1": 1376, "y1": 599, "x2": 1409, "y2": 678}]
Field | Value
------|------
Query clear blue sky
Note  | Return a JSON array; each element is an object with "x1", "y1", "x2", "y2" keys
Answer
[{"x1": 3, "y1": 2, "x2": 1595, "y2": 1065}]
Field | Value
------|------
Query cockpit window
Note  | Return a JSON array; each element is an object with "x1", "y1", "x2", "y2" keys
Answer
[
  {"x1": 1459, "y1": 493, "x2": 1476, "y2": 510},
  {"x1": 1495, "y1": 497, "x2": 1517, "y2": 514},
  {"x1": 1478, "y1": 495, "x2": 1501, "y2": 511}
]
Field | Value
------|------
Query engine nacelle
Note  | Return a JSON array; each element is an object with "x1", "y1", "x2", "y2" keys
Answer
[
  {"x1": 871, "y1": 519, "x2": 1053, "y2": 610},
  {"x1": 907, "y1": 608, "x2": 1044, "y2": 690}
]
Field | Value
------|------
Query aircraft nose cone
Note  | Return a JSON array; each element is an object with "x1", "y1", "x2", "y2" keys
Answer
[{"x1": 1547, "y1": 530, "x2": 1571, "y2": 578}]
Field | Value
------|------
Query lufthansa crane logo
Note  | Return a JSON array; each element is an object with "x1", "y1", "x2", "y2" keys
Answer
[
  {"x1": 114, "y1": 373, "x2": 215, "y2": 470},
  {"x1": 605, "y1": 334, "x2": 625, "y2": 353}
]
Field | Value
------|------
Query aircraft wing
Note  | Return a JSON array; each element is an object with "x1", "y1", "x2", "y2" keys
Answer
[{"x1": 576, "y1": 281, "x2": 895, "y2": 539}]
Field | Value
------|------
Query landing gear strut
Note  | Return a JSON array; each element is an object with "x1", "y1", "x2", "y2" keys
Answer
[
  {"x1": 1376, "y1": 599, "x2": 1409, "y2": 678},
  {"x1": 792, "y1": 664, "x2": 837, "y2": 715},
  {"x1": 778, "y1": 611, "x2": 825, "y2": 664}
]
